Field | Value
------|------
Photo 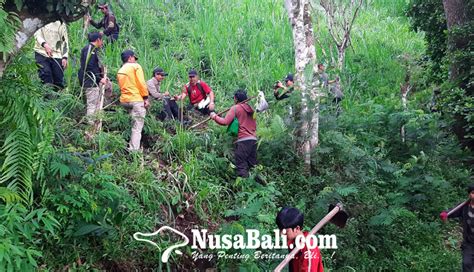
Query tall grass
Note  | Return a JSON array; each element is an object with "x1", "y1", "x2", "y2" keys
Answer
[{"x1": 10, "y1": 0, "x2": 469, "y2": 270}]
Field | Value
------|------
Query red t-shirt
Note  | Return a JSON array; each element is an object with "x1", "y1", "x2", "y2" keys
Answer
[
  {"x1": 288, "y1": 232, "x2": 324, "y2": 272},
  {"x1": 182, "y1": 80, "x2": 212, "y2": 105}
]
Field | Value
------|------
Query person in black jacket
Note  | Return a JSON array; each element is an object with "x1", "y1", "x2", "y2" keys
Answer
[
  {"x1": 440, "y1": 184, "x2": 474, "y2": 272},
  {"x1": 87, "y1": 2, "x2": 119, "y2": 43},
  {"x1": 78, "y1": 32, "x2": 106, "y2": 126},
  {"x1": 273, "y1": 73, "x2": 295, "y2": 101}
]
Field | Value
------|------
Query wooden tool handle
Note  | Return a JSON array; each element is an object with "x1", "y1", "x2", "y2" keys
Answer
[{"x1": 274, "y1": 204, "x2": 342, "y2": 272}]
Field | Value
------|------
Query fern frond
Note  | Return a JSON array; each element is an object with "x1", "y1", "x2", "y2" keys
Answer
[
  {"x1": 0, "y1": 129, "x2": 34, "y2": 205},
  {"x1": 0, "y1": 187, "x2": 20, "y2": 203}
]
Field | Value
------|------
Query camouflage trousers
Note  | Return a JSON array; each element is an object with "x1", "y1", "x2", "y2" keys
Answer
[{"x1": 85, "y1": 87, "x2": 101, "y2": 125}]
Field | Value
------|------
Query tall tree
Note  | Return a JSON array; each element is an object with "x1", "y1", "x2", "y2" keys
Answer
[
  {"x1": 442, "y1": 0, "x2": 471, "y2": 87},
  {"x1": 284, "y1": 0, "x2": 321, "y2": 172},
  {"x1": 0, "y1": 0, "x2": 94, "y2": 77},
  {"x1": 441, "y1": 0, "x2": 473, "y2": 150},
  {"x1": 408, "y1": 0, "x2": 473, "y2": 150},
  {"x1": 318, "y1": 0, "x2": 363, "y2": 70}
]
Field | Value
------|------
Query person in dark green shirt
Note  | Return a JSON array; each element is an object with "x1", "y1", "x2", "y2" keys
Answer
[{"x1": 273, "y1": 73, "x2": 295, "y2": 100}]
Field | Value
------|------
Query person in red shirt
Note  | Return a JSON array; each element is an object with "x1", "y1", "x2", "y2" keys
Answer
[
  {"x1": 175, "y1": 69, "x2": 215, "y2": 115},
  {"x1": 210, "y1": 89, "x2": 257, "y2": 177},
  {"x1": 440, "y1": 185, "x2": 474, "y2": 272},
  {"x1": 276, "y1": 207, "x2": 324, "y2": 272}
]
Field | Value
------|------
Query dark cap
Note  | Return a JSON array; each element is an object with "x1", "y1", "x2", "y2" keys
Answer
[
  {"x1": 188, "y1": 69, "x2": 198, "y2": 76},
  {"x1": 121, "y1": 50, "x2": 137, "y2": 63},
  {"x1": 153, "y1": 67, "x2": 168, "y2": 76},
  {"x1": 467, "y1": 184, "x2": 474, "y2": 194},
  {"x1": 88, "y1": 32, "x2": 102, "y2": 42},
  {"x1": 285, "y1": 73, "x2": 294, "y2": 82}
]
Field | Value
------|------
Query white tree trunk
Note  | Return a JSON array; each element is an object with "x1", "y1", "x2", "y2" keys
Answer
[
  {"x1": 0, "y1": 17, "x2": 45, "y2": 77},
  {"x1": 319, "y1": 0, "x2": 363, "y2": 71},
  {"x1": 337, "y1": 45, "x2": 345, "y2": 70},
  {"x1": 400, "y1": 83, "x2": 410, "y2": 143},
  {"x1": 285, "y1": 0, "x2": 320, "y2": 171}
]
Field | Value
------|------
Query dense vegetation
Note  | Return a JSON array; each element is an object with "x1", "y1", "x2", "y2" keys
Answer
[{"x1": 0, "y1": 0, "x2": 472, "y2": 271}]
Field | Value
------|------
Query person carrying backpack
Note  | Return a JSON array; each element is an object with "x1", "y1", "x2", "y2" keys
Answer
[
  {"x1": 175, "y1": 69, "x2": 215, "y2": 115},
  {"x1": 210, "y1": 90, "x2": 257, "y2": 178}
]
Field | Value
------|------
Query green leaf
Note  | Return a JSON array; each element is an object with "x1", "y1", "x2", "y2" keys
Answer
[
  {"x1": 13, "y1": 0, "x2": 23, "y2": 10},
  {"x1": 73, "y1": 224, "x2": 102, "y2": 236},
  {"x1": 335, "y1": 185, "x2": 358, "y2": 197}
]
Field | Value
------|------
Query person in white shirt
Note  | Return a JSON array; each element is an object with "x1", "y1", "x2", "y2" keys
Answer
[{"x1": 33, "y1": 20, "x2": 69, "y2": 89}]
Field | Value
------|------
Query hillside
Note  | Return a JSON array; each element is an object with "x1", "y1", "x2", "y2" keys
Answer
[{"x1": 0, "y1": 0, "x2": 472, "y2": 271}]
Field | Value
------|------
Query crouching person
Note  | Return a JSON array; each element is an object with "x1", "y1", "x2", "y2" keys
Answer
[
  {"x1": 117, "y1": 50, "x2": 149, "y2": 151},
  {"x1": 146, "y1": 67, "x2": 181, "y2": 120},
  {"x1": 210, "y1": 90, "x2": 256, "y2": 178}
]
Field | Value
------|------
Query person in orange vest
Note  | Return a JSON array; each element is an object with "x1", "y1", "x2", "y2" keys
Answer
[{"x1": 117, "y1": 50, "x2": 149, "y2": 151}]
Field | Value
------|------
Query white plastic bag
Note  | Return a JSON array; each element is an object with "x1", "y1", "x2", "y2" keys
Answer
[{"x1": 256, "y1": 91, "x2": 269, "y2": 112}]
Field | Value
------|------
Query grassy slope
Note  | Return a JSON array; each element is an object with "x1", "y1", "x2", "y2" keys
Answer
[{"x1": 6, "y1": 0, "x2": 471, "y2": 270}]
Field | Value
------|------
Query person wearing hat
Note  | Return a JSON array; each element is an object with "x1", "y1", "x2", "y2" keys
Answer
[
  {"x1": 210, "y1": 90, "x2": 257, "y2": 178},
  {"x1": 146, "y1": 68, "x2": 180, "y2": 120},
  {"x1": 33, "y1": 20, "x2": 69, "y2": 89},
  {"x1": 87, "y1": 2, "x2": 120, "y2": 42},
  {"x1": 318, "y1": 63, "x2": 343, "y2": 106},
  {"x1": 78, "y1": 32, "x2": 108, "y2": 129},
  {"x1": 117, "y1": 50, "x2": 149, "y2": 151},
  {"x1": 174, "y1": 69, "x2": 215, "y2": 115},
  {"x1": 440, "y1": 185, "x2": 474, "y2": 271},
  {"x1": 274, "y1": 73, "x2": 295, "y2": 100}
]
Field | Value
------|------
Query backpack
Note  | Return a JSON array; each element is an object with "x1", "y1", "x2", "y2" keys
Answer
[
  {"x1": 186, "y1": 81, "x2": 207, "y2": 104},
  {"x1": 227, "y1": 105, "x2": 239, "y2": 136}
]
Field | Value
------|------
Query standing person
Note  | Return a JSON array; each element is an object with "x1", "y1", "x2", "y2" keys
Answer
[
  {"x1": 330, "y1": 76, "x2": 343, "y2": 104},
  {"x1": 117, "y1": 50, "x2": 149, "y2": 151},
  {"x1": 175, "y1": 69, "x2": 215, "y2": 115},
  {"x1": 146, "y1": 67, "x2": 180, "y2": 120},
  {"x1": 317, "y1": 63, "x2": 336, "y2": 89},
  {"x1": 88, "y1": 2, "x2": 120, "y2": 42},
  {"x1": 440, "y1": 185, "x2": 474, "y2": 272},
  {"x1": 34, "y1": 20, "x2": 69, "y2": 89},
  {"x1": 210, "y1": 90, "x2": 256, "y2": 178},
  {"x1": 78, "y1": 32, "x2": 107, "y2": 127},
  {"x1": 276, "y1": 207, "x2": 324, "y2": 272},
  {"x1": 274, "y1": 73, "x2": 295, "y2": 100}
]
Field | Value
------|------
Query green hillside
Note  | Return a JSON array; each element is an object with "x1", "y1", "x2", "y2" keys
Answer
[{"x1": 0, "y1": 0, "x2": 472, "y2": 271}]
